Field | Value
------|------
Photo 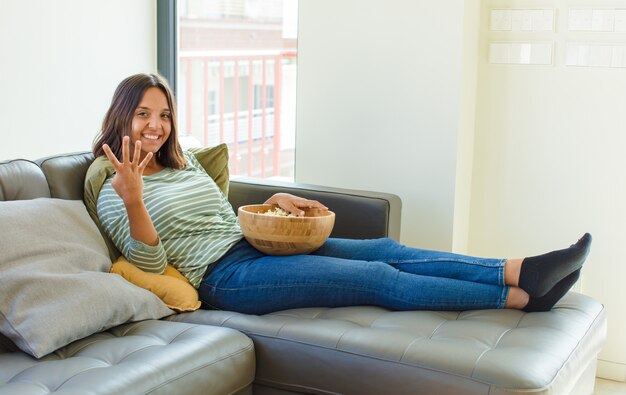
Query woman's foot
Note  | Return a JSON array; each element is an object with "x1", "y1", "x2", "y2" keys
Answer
[
  {"x1": 523, "y1": 269, "x2": 581, "y2": 312},
  {"x1": 518, "y1": 233, "x2": 591, "y2": 297}
]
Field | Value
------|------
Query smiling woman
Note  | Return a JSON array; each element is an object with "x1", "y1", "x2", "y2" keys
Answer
[
  {"x1": 93, "y1": 73, "x2": 185, "y2": 172},
  {"x1": 91, "y1": 74, "x2": 189, "y2": 249},
  {"x1": 129, "y1": 87, "x2": 172, "y2": 175},
  {"x1": 88, "y1": 72, "x2": 593, "y2": 318}
]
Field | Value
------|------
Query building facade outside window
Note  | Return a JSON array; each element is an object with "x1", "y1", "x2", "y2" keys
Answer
[{"x1": 177, "y1": 0, "x2": 298, "y2": 180}]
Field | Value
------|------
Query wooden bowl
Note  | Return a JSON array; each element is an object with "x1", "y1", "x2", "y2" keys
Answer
[{"x1": 238, "y1": 204, "x2": 335, "y2": 256}]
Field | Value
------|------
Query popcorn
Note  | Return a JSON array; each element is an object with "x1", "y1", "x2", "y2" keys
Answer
[{"x1": 262, "y1": 207, "x2": 301, "y2": 217}]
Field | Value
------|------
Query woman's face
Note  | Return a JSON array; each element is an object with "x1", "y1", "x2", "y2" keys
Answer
[{"x1": 130, "y1": 87, "x2": 172, "y2": 160}]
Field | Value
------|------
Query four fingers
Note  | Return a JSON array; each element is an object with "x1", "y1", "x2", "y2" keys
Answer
[{"x1": 102, "y1": 136, "x2": 152, "y2": 174}]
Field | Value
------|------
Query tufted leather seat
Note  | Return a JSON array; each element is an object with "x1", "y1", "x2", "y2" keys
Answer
[
  {"x1": 0, "y1": 320, "x2": 255, "y2": 395},
  {"x1": 170, "y1": 292, "x2": 605, "y2": 395}
]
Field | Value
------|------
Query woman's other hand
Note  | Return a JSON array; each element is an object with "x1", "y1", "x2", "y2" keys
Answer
[
  {"x1": 264, "y1": 193, "x2": 328, "y2": 216},
  {"x1": 102, "y1": 136, "x2": 153, "y2": 206}
]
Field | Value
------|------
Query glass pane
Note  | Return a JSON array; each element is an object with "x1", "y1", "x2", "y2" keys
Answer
[{"x1": 177, "y1": 0, "x2": 298, "y2": 181}]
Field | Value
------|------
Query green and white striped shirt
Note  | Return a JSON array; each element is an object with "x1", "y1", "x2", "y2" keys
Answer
[{"x1": 97, "y1": 151, "x2": 243, "y2": 288}]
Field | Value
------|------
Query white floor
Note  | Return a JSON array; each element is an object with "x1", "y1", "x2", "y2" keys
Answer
[{"x1": 595, "y1": 378, "x2": 626, "y2": 394}]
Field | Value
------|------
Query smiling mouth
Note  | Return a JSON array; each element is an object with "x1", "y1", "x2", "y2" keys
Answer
[{"x1": 142, "y1": 134, "x2": 161, "y2": 141}]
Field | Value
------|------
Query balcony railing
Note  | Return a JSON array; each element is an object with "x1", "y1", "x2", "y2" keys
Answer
[{"x1": 179, "y1": 52, "x2": 296, "y2": 179}]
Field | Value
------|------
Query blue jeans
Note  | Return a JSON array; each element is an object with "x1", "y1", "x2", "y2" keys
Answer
[{"x1": 199, "y1": 238, "x2": 509, "y2": 314}]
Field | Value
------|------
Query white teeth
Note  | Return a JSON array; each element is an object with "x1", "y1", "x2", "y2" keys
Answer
[{"x1": 143, "y1": 135, "x2": 159, "y2": 140}]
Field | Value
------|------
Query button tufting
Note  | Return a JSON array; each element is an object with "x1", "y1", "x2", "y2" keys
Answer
[
  {"x1": 1, "y1": 320, "x2": 255, "y2": 394},
  {"x1": 165, "y1": 292, "x2": 606, "y2": 393}
]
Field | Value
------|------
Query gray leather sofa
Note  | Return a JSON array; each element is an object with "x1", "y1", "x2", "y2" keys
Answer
[{"x1": 0, "y1": 152, "x2": 607, "y2": 395}]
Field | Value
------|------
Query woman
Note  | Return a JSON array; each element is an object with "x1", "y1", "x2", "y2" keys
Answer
[{"x1": 90, "y1": 73, "x2": 591, "y2": 315}]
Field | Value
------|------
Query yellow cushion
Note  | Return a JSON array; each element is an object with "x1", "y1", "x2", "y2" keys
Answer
[{"x1": 110, "y1": 257, "x2": 201, "y2": 312}]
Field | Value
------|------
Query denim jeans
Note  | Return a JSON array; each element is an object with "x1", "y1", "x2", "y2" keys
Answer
[{"x1": 199, "y1": 238, "x2": 509, "y2": 315}]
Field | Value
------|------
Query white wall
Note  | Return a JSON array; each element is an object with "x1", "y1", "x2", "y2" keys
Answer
[
  {"x1": 296, "y1": 0, "x2": 473, "y2": 251},
  {"x1": 0, "y1": 0, "x2": 157, "y2": 160},
  {"x1": 470, "y1": 0, "x2": 626, "y2": 381}
]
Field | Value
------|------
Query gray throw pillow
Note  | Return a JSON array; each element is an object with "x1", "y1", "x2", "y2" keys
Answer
[{"x1": 0, "y1": 198, "x2": 174, "y2": 358}]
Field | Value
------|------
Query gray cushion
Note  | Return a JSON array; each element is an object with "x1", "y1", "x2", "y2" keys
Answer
[{"x1": 0, "y1": 198, "x2": 173, "y2": 358}]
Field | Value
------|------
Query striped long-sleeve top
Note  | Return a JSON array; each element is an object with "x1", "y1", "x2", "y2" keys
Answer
[{"x1": 97, "y1": 151, "x2": 244, "y2": 288}]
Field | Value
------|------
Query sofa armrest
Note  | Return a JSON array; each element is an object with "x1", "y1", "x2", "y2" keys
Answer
[{"x1": 228, "y1": 177, "x2": 402, "y2": 241}]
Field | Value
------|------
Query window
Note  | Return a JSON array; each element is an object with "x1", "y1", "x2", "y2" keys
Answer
[{"x1": 169, "y1": 0, "x2": 298, "y2": 180}]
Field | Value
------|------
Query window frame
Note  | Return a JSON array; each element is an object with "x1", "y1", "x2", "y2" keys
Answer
[{"x1": 156, "y1": 0, "x2": 177, "y2": 93}]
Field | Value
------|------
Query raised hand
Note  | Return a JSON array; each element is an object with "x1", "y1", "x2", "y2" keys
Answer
[
  {"x1": 102, "y1": 136, "x2": 153, "y2": 206},
  {"x1": 264, "y1": 193, "x2": 328, "y2": 216}
]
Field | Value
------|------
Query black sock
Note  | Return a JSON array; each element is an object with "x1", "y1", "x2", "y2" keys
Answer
[
  {"x1": 518, "y1": 233, "x2": 592, "y2": 297},
  {"x1": 523, "y1": 269, "x2": 581, "y2": 312}
]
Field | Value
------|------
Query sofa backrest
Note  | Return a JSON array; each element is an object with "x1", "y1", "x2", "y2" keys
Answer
[
  {"x1": 1, "y1": 152, "x2": 402, "y2": 240},
  {"x1": 0, "y1": 152, "x2": 94, "y2": 202}
]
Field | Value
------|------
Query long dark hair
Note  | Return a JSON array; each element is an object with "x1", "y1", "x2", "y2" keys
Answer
[{"x1": 92, "y1": 73, "x2": 185, "y2": 169}]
